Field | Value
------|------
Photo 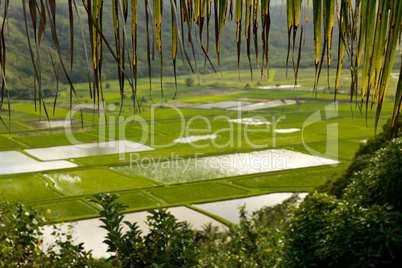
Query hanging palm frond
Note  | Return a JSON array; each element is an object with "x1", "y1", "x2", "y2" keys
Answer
[{"x1": 0, "y1": 0, "x2": 400, "y2": 134}]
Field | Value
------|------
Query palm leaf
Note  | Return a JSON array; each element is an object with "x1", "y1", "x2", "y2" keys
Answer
[
  {"x1": 245, "y1": 0, "x2": 252, "y2": 79},
  {"x1": 235, "y1": 0, "x2": 242, "y2": 78},
  {"x1": 375, "y1": 0, "x2": 402, "y2": 130},
  {"x1": 131, "y1": 0, "x2": 138, "y2": 105},
  {"x1": 171, "y1": 0, "x2": 178, "y2": 97},
  {"x1": 335, "y1": 0, "x2": 350, "y2": 97},
  {"x1": 0, "y1": 0, "x2": 401, "y2": 135},
  {"x1": 252, "y1": 0, "x2": 259, "y2": 67},
  {"x1": 153, "y1": 0, "x2": 163, "y2": 99}
]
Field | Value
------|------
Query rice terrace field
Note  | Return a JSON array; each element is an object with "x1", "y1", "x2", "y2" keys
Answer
[{"x1": 0, "y1": 68, "x2": 397, "y2": 227}]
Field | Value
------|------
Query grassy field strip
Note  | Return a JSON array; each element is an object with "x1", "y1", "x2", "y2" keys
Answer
[
  {"x1": 107, "y1": 166, "x2": 165, "y2": 186},
  {"x1": 148, "y1": 182, "x2": 250, "y2": 205},
  {"x1": 0, "y1": 135, "x2": 27, "y2": 150}
]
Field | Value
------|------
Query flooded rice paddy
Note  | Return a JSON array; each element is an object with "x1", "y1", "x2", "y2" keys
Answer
[
  {"x1": 258, "y1": 85, "x2": 303, "y2": 89},
  {"x1": 0, "y1": 151, "x2": 77, "y2": 175},
  {"x1": 22, "y1": 119, "x2": 83, "y2": 129},
  {"x1": 195, "y1": 100, "x2": 252, "y2": 109},
  {"x1": 24, "y1": 140, "x2": 155, "y2": 160},
  {"x1": 228, "y1": 117, "x2": 271, "y2": 125},
  {"x1": 227, "y1": 100, "x2": 296, "y2": 111},
  {"x1": 173, "y1": 134, "x2": 219, "y2": 143},
  {"x1": 193, "y1": 192, "x2": 308, "y2": 224},
  {"x1": 113, "y1": 149, "x2": 339, "y2": 184},
  {"x1": 274, "y1": 128, "x2": 301, "y2": 133}
]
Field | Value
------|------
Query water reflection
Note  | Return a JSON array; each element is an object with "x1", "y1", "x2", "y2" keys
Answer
[
  {"x1": 24, "y1": 140, "x2": 155, "y2": 160},
  {"x1": 228, "y1": 117, "x2": 271, "y2": 125},
  {"x1": 45, "y1": 174, "x2": 82, "y2": 193},
  {"x1": 227, "y1": 100, "x2": 296, "y2": 111},
  {"x1": 274, "y1": 128, "x2": 301, "y2": 133},
  {"x1": 193, "y1": 192, "x2": 308, "y2": 224},
  {"x1": 22, "y1": 119, "x2": 82, "y2": 129},
  {"x1": 0, "y1": 151, "x2": 77, "y2": 175},
  {"x1": 195, "y1": 100, "x2": 251, "y2": 109},
  {"x1": 113, "y1": 149, "x2": 338, "y2": 184},
  {"x1": 173, "y1": 134, "x2": 218, "y2": 143}
]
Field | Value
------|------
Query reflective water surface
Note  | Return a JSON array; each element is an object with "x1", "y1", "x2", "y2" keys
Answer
[
  {"x1": 274, "y1": 128, "x2": 301, "y2": 133},
  {"x1": 0, "y1": 151, "x2": 77, "y2": 175},
  {"x1": 228, "y1": 117, "x2": 271, "y2": 125},
  {"x1": 22, "y1": 119, "x2": 82, "y2": 129},
  {"x1": 227, "y1": 100, "x2": 296, "y2": 111},
  {"x1": 193, "y1": 192, "x2": 308, "y2": 224},
  {"x1": 173, "y1": 134, "x2": 218, "y2": 143},
  {"x1": 113, "y1": 149, "x2": 339, "y2": 184},
  {"x1": 24, "y1": 140, "x2": 155, "y2": 160}
]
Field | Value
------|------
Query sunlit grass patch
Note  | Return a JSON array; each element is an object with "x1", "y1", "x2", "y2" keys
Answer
[
  {"x1": 12, "y1": 104, "x2": 69, "y2": 118},
  {"x1": 231, "y1": 165, "x2": 347, "y2": 189},
  {"x1": 16, "y1": 131, "x2": 100, "y2": 147},
  {"x1": 45, "y1": 168, "x2": 156, "y2": 196},
  {"x1": 0, "y1": 175, "x2": 61, "y2": 203},
  {"x1": 0, "y1": 122, "x2": 31, "y2": 133},
  {"x1": 114, "y1": 192, "x2": 159, "y2": 209},
  {"x1": 149, "y1": 183, "x2": 248, "y2": 204},
  {"x1": 0, "y1": 135, "x2": 25, "y2": 151},
  {"x1": 34, "y1": 199, "x2": 96, "y2": 220},
  {"x1": 289, "y1": 139, "x2": 363, "y2": 161}
]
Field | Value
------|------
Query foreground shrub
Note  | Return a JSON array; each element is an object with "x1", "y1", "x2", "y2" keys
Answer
[
  {"x1": 320, "y1": 118, "x2": 401, "y2": 197},
  {"x1": 197, "y1": 194, "x2": 300, "y2": 267},
  {"x1": 0, "y1": 202, "x2": 95, "y2": 267},
  {"x1": 92, "y1": 193, "x2": 198, "y2": 267},
  {"x1": 345, "y1": 138, "x2": 402, "y2": 210},
  {"x1": 281, "y1": 138, "x2": 402, "y2": 267}
]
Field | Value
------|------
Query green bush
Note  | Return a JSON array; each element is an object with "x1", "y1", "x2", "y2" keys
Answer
[
  {"x1": 0, "y1": 201, "x2": 95, "y2": 267},
  {"x1": 197, "y1": 194, "x2": 301, "y2": 267},
  {"x1": 281, "y1": 138, "x2": 402, "y2": 267},
  {"x1": 185, "y1": 77, "x2": 194, "y2": 87},
  {"x1": 281, "y1": 193, "x2": 338, "y2": 267},
  {"x1": 319, "y1": 118, "x2": 401, "y2": 197},
  {"x1": 92, "y1": 193, "x2": 198, "y2": 267}
]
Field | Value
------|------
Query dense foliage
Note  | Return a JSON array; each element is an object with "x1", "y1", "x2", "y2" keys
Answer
[
  {"x1": 319, "y1": 118, "x2": 401, "y2": 197},
  {"x1": 0, "y1": 202, "x2": 96, "y2": 267},
  {"x1": 196, "y1": 194, "x2": 300, "y2": 267},
  {"x1": 281, "y1": 138, "x2": 402, "y2": 267},
  {"x1": 92, "y1": 193, "x2": 198, "y2": 267}
]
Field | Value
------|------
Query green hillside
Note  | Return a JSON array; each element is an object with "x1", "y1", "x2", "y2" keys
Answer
[{"x1": 3, "y1": 1, "x2": 323, "y2": 98}]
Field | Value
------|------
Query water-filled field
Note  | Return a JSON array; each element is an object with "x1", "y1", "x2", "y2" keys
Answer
[
  {"x1": 0, "y1": 151, "x2": 77, "y2": 175},
  {"x1": 113, "y1": 149, "x2": 338, "y2": 184}
]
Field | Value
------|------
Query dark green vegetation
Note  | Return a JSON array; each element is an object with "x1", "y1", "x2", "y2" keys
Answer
[
  {"x1": 4, "y1": 1, "x2": 320, "y2": 95},
  {"x1": 281, "y1": 138, "x2": 402, "y2": 267}
]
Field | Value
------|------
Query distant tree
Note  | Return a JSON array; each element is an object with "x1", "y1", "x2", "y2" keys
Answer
[
  {"x1": 43, "y1": 88, "x2": 53, "y2": 98},
  {"x1": 185, "y1": 78, "x2": 194, "y2": 87}
]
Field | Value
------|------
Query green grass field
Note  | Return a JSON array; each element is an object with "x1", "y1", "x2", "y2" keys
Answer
[{"x1": 0, "y1": 68, "x2": 397, "y2": 223}]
